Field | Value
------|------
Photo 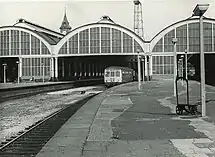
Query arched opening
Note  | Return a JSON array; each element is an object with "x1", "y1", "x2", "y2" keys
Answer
[{"x1": 0, "y1": 57, "x2": 19, "y2": 82}]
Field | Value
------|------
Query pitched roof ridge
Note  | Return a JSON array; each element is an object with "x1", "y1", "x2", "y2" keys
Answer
[{"x1": 15, "y1": 18, "x2": 64, "y2": 37}]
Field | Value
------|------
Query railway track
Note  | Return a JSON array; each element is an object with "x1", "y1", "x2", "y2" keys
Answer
[
  {"x1": 0, "y1": 78, "x2": 104, "y2": 103},
  {"x1": 0, "y1": 94, "x2": 96, "y2": 157}
]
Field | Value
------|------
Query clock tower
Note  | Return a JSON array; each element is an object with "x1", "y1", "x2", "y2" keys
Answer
[{"x1": 59, "y1": 9, "x2": 71, "y2": 35}]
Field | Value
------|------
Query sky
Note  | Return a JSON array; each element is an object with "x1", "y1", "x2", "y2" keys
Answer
[{"x1": 0, "y1": 0, "x2": 215, "y2": 40}]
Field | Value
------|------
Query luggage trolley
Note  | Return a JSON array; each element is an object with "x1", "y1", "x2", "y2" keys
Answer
[
  {"x1": 175, "y1": 54, "x2": 199, "y2": 115},
  {"x1": 175, "y1": 77, "x2": 199, "y2": 115}
]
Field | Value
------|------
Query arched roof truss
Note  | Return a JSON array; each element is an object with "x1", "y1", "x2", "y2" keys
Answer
[
  {"x1": 150, "y1": 18, "x2": 215, "y2": 54},
  {"x1": 0, "y1": 26, "x2": 52, "y2": 58},
  {"x1": 56, "y1": 23, "x2": 146, "y2": 56}
]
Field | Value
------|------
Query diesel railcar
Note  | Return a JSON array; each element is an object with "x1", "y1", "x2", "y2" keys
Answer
[{"x1": 104, "y1": 66, "x2": 136, "y2": 87}]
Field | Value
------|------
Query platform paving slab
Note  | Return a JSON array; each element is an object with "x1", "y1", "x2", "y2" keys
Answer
[
  {"x1": 54, "y1": 128, "x2": 89, "y2": 138},
  {"x1": 82, "y1": 140, "x2": 185, "y2": 157},
  {"x1": 36, "y1": 146, "x2": 82, "y2": 157}
]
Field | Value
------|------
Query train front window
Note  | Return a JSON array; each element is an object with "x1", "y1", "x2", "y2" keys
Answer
[
  {"x1": 105, "y1": 71, "x2": 110, "y2": 77},
  {"x1": 116, "y1": 71, "x2": 120, "y2": 77},
  {"x1": 111, "y1": 71, "x2": 114, "y2": 77}
]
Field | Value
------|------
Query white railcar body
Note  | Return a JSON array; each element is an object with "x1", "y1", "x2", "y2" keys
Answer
[{"x1": 104, "y1": 66, "x2": 135, "y2": 87}]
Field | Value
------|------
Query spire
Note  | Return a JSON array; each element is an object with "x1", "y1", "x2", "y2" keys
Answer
[{"x1": 60, "y1": 7, "x2": 71, "y2": 35}]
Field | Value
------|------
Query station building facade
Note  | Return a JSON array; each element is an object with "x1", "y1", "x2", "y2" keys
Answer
[
  {"x1": 0, "y1": 18, "x2": 63, "y2": 82},
  {"x1": 150, "y1": 17, "x2": 215, "y2": 80},
  {"x1": 1, "y1": 15, "x2": 215, "y2": 82}
]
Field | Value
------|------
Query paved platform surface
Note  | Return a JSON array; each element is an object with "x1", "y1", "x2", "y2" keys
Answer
[{"x1": 36, "y1": 80, "x2": 215, "y2": 157}]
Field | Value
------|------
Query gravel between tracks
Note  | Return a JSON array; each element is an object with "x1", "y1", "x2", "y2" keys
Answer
[{"x1": 0, "y1": 86, "x2": 104, "y2": 144}]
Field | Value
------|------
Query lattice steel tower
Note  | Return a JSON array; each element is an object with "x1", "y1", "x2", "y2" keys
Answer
[{"x1": 133, "y1": 0, "x2": 144, "y2": 40}]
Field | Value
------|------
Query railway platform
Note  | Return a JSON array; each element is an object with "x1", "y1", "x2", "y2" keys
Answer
[{"x1": 36, "y1": 80, "x2": 215, "y2": 157}]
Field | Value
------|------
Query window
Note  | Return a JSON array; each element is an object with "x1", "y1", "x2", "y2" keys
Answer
[
  {"x1": 31, "y1": 35, "x2": 40, "y2": 55},
  {"x1": 11, "y1": 30, "x2": 20, "y2": 55},
  {"x1": 112, "y1": 28, "x2": 121, "y2": 53},
  {"x1": 164, "y1": 29, "x2": 174, "y2": 52},
  {"x1": 0, "y1": 30, "x2": 9, "y2": 56},
  {"x1": 101, "y1": 27, "x2": 110, "y2": 53},
  {"x1": 152, "y1": 38, "x2": 163, "y2": 52},
  {"x1": 111, "y1": 71, "x2": 114, "y2": 77},
  {"x1": 59, "y1": 42, "x2": 67, "y2": 54},
  {"x1": 116, "y1": 71, "x2": 120, "y2": 77},
  {"x1": 41, "y1": 42, "x2": 50, "y2": 54},
  {"x1": 134, "y1": 40, "x2": 143, "y2": 53},
  {"x1": 79, "y1": 29, "x2": 89, "y2": 54},
  {"x1": 152, "y1": 56, "x2": 173, "y2": 74},
  {"x1": 21, "y1": 31, "x2": 30, "y2": 55},
  {"x1": 176, "y1": 24, "x2": 187, "y2": 52},
  {"x1": 123, "y1": 32, "x2": 133, "y2": 53},
  {"x1": 68, "y1": 33, "x2": 78, "y2": 54},
  {"x1": 90, "y1": 27, "x2": 100, "y2": 53},
  {"x1": 22, "y1": 57, "x2": 51, "y2": 78},
  {"x1": 203, "y1": 22, "x2": 212, "y2": 52},
  {"x1": 189, "y1": 23, "x2": 200, "y2": 52},
  {"x1": 105, "y1": 71, "x2": 110, "y2": 77}
]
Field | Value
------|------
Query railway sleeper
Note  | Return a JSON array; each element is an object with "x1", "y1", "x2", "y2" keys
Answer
[
  {"x1": 1, "y1": 143, "x2": 46, "y2": 150},
  {"x1": 9, "y1": 147, "x2": 40, "y2": 151},
  {"x1": 15, "y1": 138, "x2": 50, "y2": 142},
  {"x1": 0, "y1": 141, "x2": 8, "y2": 145},
  {"x1": 28, "y1": 131, "x2": 59, "y2": 136},
  {"x1": 6, "y1": 143, "x2": 44, "y2": 148},
  {"x1": 0, "y1": 151, "x2": 37, "y2": 155}
]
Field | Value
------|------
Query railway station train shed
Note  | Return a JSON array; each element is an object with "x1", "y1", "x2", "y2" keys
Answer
[{"x1": 1, "y1": 12, "x2": 215, "y2": 83}]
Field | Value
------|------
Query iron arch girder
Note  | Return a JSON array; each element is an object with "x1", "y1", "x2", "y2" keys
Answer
[
  {"x1": 0, "y1": 26, "x2": 52, "y2": 55},
  {"x1": 55, "y1": 23, "x2": 146, "y2": 55},
  {"x1": 150, "y1": 18, "x2": 215, "y2": 53}
]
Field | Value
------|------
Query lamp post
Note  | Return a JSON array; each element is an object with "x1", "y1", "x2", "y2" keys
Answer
[
  {"x1": 185, "y1": 49, "x2": 188, "y2": 80},
  {"x1": 16, "y1": 61, "x2": 20, "y2": 84},
  {"x1": 41, "y1": 62, "x2": 45, "y2": 83},
  {"x1": 193, "y1": 4, "x2": 209, "y2": 117},
  {"x1": 142, "y1": 57, "x2": 145, "y2": 83},
  {"x1": 137, "y1": 49, "x2": 141, "y2": 90},
  {"x1": 2, "y1": 63, "x2": 7, "y2": 83},
  {"x1": 179, "y1": 55, "x2": 184, "y2": 85},
  {"x1": 172, "y1": 38, "x2": 178, "y2": 96}
]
